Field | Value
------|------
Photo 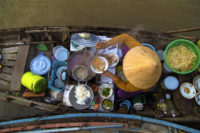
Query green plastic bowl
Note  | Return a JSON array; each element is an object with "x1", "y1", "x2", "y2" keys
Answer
[{"x1": 164, "y1": 39, "x2": 200, "y2": 74}]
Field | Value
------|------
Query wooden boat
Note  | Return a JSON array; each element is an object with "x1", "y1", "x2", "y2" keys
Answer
[
  {"x1": 0, "y1": 113, "x2": 199, "y2": 133},
  {"x1": 0, "y1": 26, "x2": 200, "y2": 124}
]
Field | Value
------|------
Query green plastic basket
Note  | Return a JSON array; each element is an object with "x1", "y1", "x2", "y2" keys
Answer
[{"x1": 164, "y1": 39, "x2": 200, "y2": 74}]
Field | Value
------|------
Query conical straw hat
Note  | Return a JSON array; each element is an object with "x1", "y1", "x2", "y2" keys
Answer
[{"x1": 123, "y1": 46, "x2": 162, "y2": 89}]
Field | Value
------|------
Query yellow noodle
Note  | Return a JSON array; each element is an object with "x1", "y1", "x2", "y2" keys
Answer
[{"x1": 167, "y1": 45, "x2": 196, "y2": 72}]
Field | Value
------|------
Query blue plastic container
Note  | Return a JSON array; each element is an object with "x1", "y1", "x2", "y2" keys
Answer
[
  {"x1": 54, "y1": 79, "x2": 65, "y2": 89},
  {"x1": 119, "y1": 100, "x2": 131, "y2": 110},
  {"x1": 48, "y1": 61, "x2": 67, "y2": 91},
  {"x1": 53, "y1": 46, "x2": 69, "y2": 62},
  {"x1": 30, "y1": 55, "x2": 51, "y2": 75},
  {"x1": 142, "y1": 43, "x2": 156, "y2": 52},
  {"x1": 163, "y1": 76, "x2": 179, "y2": 90}
]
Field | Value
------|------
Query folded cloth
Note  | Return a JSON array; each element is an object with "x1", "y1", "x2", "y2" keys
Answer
[{"x1": 122, "y1": 46, "x2": 130, "y2": 57}]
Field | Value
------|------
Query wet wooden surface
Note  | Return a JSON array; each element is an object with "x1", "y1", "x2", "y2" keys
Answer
[{"x1": 9, "y1": 45, "x2": 30, "y2": 91}]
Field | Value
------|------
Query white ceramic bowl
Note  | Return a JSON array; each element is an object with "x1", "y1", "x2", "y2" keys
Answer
[
  {"x1": 107, "y1": 53, "x2": 120, "y2": 67},
  {"x1": 193, "y1": 75, "x2": 200, "y2": 92},
  {"x1": 98, "y1": 83, "x2": 113, "y2": 99},
  {"x1": 195, "y1": 92, "x2": 200, "y2": 106},
  {"x1": 180, "y1": 82, "x2": 196, "y2": 99},
  {"x1": 53, "y1": 46, "x2": 69, "y2": 61},
  {"x1": 90, "y1": 56, "x2": 108, "y2": 74}
]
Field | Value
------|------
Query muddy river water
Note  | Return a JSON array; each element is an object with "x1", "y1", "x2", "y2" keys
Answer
[{"x1": 0, "y1": 0, "x2": 200, "y2": 34}]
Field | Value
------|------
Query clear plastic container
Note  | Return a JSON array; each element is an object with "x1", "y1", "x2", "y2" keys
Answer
[
  {"x1": 165, "y1": 94, "x2": 176, "y2": 117},
  {"x1": 157, "y1": 99, "x2": 167, "y2": 115}
]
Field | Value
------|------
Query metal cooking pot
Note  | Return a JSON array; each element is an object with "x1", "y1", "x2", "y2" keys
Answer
[
  {"x1": 67, "y1": 50, "x2": 96, "y2": 81},
  {"x1": 72, "y1": 65, "x2": 88, "y2": 81}
]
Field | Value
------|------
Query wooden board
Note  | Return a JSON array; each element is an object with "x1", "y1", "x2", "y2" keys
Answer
[
  {"x1": 9, "y1": 45, "x2": 30, "y2": 91},
  {"x1": 0, "y1": 92, "x2": 57, "y2": 111},
  {"x1": 2, "y1": 54, "x2": 17, "y2": 60},
  {"x1": 22, "y1": 89, "x2": 45, "y2": 98},
  {"x1": 2, "y1": 46, "x2": 18, "y2": 54},
  {"x1": 0, "y1": 73, "x2": 11, "y2": 82},
  {"x1": 2, "y1": 66, "x2": 13, "y2": 74},
  {"x1": 1, "y1": 60, "x2": 15, "y2": 66},
  {"x1": 0, "y1": 79, "x2": 9, "y2": 90}
]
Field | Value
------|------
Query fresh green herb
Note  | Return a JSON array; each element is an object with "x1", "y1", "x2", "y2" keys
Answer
[
  {"x1": 102, "y1": 99, "x2": 113, "y2": 110},
  {"x1": 102, "y1": 88, "x2": 110, "y2": 97}
]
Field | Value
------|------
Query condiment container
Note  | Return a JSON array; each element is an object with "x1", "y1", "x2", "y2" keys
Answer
[
  {"x1": 116, "y1": 100, "x2": 131, "y2": 113},
  {"x1": 101, "y1": 99, "x2": 113, "y2": 111},
  {"x1": 161, "y1": 76, "x2": 179, "y2": 90},
  {"x1": 193, "y1": 75, "x2": 200, "y2": 91},
  {"x1": 98, "y1": 83, "x2": 113, "y2": 99},
  {"x1": 180, "y1": 82, "x2": 196, "y2": 99},
  {"x1": 165, "y1": 94, "x2": 176, "y2": 117},
  {"x1": 132, "y1": 94, "x2": 146, "y2": 111},
  {"x1": 157, "y1": 99, "x2": 167, "y2": 115}
]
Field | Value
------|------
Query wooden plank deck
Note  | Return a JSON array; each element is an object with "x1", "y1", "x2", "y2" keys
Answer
[
  {"x1": 2, "y1": 67, "x2": 13, "y2": 74},
  {"x1": 1, "y1": 60, "x2": 15, "y2": 67},
  {"x1": 0, "y1": 73, "x2": 11, "y2": 82},
  {"x1": 2, "y1": 46, "x2": 18, "y2": 54},
  {"x1": 9, "y1": 45, "x2": 30, "y2": 91},
  {"x1": 0, "y1": 80, "x2": 9, "y2": 90},
  {"x1": 2, "y1": 54, "x2": 17, "y2": 60}
]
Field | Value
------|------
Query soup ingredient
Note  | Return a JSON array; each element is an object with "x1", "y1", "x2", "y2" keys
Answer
[
  {"x1": 78, "y1": 33, "x2": 90, "y2": 38},
  {"x1": 102, "y1": 87, "x2": 111, "y2": 97},
  {"x1": 75, "y1": 85, "x2": 91, "y2": 105},
  {"x1": 167, "y1": 45, "x2": 196, "y2": 72},
  {"x1": 104, "y1": 54, "x2": 118, "y2": 66},
  {"x1": 102, "y1": 99, "x2": 113, "y2": 110},
  {"x1": 92, "y1": 56, "x2": 105, "y2": 71},
  {"x1": 184, "y1": 87, "x2": 190, "y2": 94},
  {"x1": 73, "y1": 66, "x2": 88, "y2": 81}
]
